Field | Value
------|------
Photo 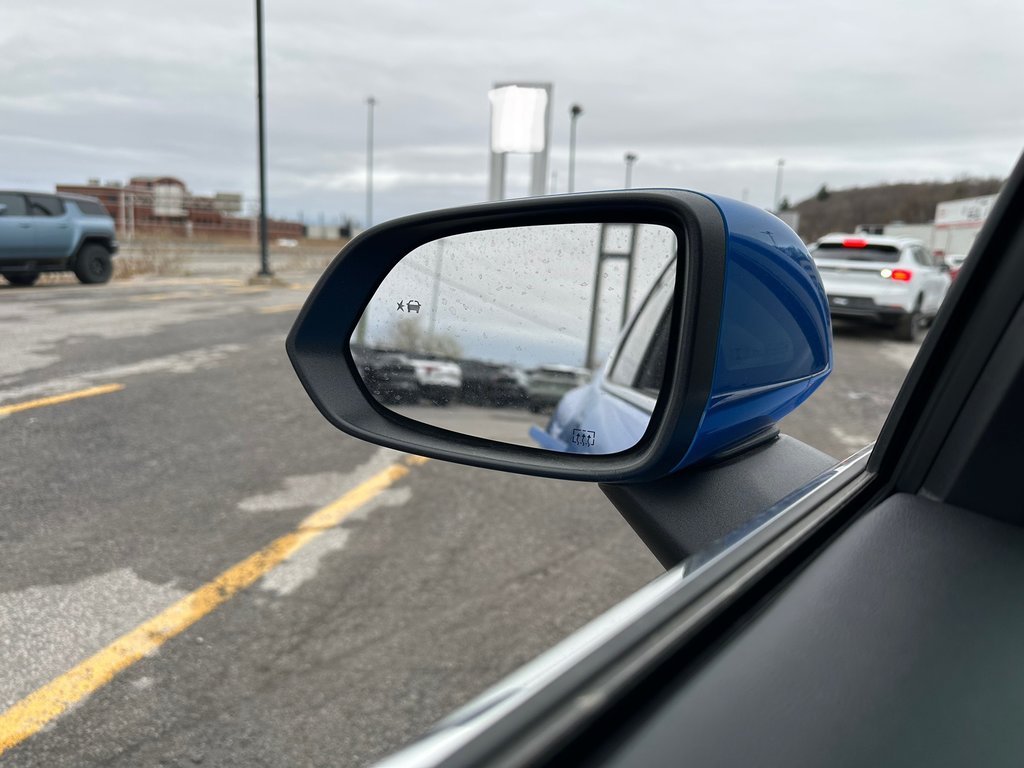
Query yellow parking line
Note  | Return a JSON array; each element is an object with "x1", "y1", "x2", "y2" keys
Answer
[
  {"x1": 258, "y1": 303, "x2": 304, "y2": 314},
  {"x1": 129, "y1": 291, "x2": 203, "y2": 303},
  {"x1": 0, "y1": 384, "x2": 125, "y2": 416},
  {"x1": 0, "y1": 459, "x2": 423, "y2": 755}
]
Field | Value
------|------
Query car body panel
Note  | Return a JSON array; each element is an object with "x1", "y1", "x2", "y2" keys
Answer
[
  {"x1": 533, "y1": 194, "x2": 832, "y2": 467},
  {"x1": 534, "y1": 372, "x2": 653, "y2": 453},
  {"x1": 0, "y1": 193, "x2": 36, "y2": 260},
  {"x1": 30, "y1": 194, "x2": 76, "y2": 258}
]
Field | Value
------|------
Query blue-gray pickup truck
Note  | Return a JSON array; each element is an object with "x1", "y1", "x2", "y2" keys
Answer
[{"x1": 0, "y1": 190, "x2": 119, "y2": 286}]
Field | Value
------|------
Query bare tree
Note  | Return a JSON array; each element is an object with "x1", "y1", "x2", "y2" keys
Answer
[{"x1": 388, "y1": 317, "x2": 462, "y2": 357}]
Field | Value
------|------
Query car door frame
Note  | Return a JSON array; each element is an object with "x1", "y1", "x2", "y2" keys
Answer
[{"x1": 27, "y1": 193, "x2": 74, "y2": 260}]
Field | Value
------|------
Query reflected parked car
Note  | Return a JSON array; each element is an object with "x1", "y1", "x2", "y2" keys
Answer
[
  {"x1": 526, "y1": 365, "x2": 591, "y2": 413},
  {"x1": 489, "y1": 366, "x2": 528, "y2": 408},
  {"x1": 460, "y1": 360, "x2": 527, "y2": 407},
  {"x1": 459, "y1": 360, "x2": 503, "y2": 404},
  {"x1": 350, "y1": 346, "x2": 421, "y2": 404},
  {"x1": 405, "y1": 354, "x2": 462, "y2": 405}
]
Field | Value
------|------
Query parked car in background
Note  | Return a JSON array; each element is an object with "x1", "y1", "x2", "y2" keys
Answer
[
  {"x1": 459, "y1": 360, "x2": 503, "y2": 405},
  {"x1": 488, "y1": 366, "x2": 528, "y2": 408},
  {"x1": 809, "y1": 233, "x2": 952, "y2": 341},
  {"x1": 459, "y1": 360, "x2": 527, "y2": 407},
  {"x1": 405, "y1": 354, "x2": 462, "y2": 405},
  {"x1": 945, "y1": 252, "x2": 968, "y2": 280},
  {"x1": 350, "y1": 346, "x2": 421, "y2": 405},
  {"x1": 0, "y1": 191, "x2": 118, "y2": 286},
  {"x1": 526, "y1": 365, "x2": 591, "y2": 413}
]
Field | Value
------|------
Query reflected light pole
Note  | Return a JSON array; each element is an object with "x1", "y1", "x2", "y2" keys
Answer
[
  {"x1": 428, "y1": 239, "x2": 445, "y2": 339},
  {"x1": 568, "y1": 103, "x2": 583, "y2": 193},
  {"x1": 366, "y1": 96, "x2": 376, "y2": 228},
  {"x1": 774, "y1": 158, "x2": 785, "y2": 212},
  {"x1": 624, "y1": 152, "x2": 638, "y2": 189}
]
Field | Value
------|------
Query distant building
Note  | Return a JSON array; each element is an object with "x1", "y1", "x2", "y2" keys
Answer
[
  {"x1": 56, "y1": 177, "x2": 305, "y2": 240},
  {"x1": 882, "y1": 193, "x2": 999, "y2": 260}
]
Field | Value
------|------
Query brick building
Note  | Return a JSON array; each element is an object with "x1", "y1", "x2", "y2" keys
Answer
[{"x1": 56, "y1": 177, "x2": 304, "y2": 240}]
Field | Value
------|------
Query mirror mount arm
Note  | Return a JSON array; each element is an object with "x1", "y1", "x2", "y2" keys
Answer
[{"x1": 600, "y1": 435, "x2": 834, "y2": 567}]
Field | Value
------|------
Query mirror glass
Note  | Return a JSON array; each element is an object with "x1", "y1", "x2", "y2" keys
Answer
[{"x1": 350, "y1": 222, "x2": 678, "y2": 454}]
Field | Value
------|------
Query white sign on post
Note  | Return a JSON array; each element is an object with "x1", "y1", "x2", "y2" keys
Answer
[
  {"x1": 489, "y1": 85, "x2": 549, "y2": 153},
  {"x1": 487, "y1": 83, "x2": 552, "y2": 201}
]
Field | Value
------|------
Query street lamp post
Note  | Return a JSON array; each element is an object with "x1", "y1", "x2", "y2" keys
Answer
[
  {"x1": 624, "y1": 152, "x2": 638, "y2": 189},
  {"x1": 568, "y1": 103, "x2": 583, "y2": 193},
  {"x1": 774, "y1": 158, "x2": 785, "y2": 212},
  {"x1": 366, "y1": 96, "x2": 376, "y2": 229},
  {"x1": 254, "y1": 0, "x2": 271, "y2": 276}
]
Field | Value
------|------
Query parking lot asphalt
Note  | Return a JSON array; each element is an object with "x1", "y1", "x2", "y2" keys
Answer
[{"x1": 0, "y1": 261, "x2": 921, "y2": 767}]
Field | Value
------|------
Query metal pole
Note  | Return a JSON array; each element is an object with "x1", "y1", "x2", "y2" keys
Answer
[
  {"x1": 624, "y1": 152, "x2": 637, "y2": 189},
  {"x1": 584, "y1": 254, "x2": 603, "y2": 369},
  {"x1": 773, "y1": 158, "x2": 785, "y2": 213},
  {"x1": 117, "y1": 189, "x2": 126, "y2": 237},
  {"x1": 568, "y1": 103, "x2": 583, "y2": 193},
  {"x1": 621, "y1": 224, "x2": 638, "y2": 328},
  {"x1": 255, "y1": 0, "x2": 271, "y2": 276},
  {"x1": 428, "y1": 239, "x2": 444, "y2": 338},
  {"x1": 366, "y1": 96, "x2": 376, "y2": 228}
]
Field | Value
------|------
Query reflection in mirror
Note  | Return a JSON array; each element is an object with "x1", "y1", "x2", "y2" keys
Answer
[{"x1": 350, "y1": 223, "x2": 677, "y2": 454}]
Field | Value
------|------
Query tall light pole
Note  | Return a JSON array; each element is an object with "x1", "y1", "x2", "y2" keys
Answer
[
  {"x1": 568, "y1": 103, "x2": 583, "y2": 193},
  {"x1": 774, "y1": 158, "x2": 785, "y2": 212},
  {"x1": 624, "y1": 152, "x2": 638, "y2": 189},
  {"x1": 254, "y1": 0, "x2": 271, "y2": 276},
  {"x1": 366, "y1": 96, "x2": 376, "y2": 229}
]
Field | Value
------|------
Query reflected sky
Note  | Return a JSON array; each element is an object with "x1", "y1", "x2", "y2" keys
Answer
[{"x1": 358, "y1": 223, "x2": 676, "y2": 368}]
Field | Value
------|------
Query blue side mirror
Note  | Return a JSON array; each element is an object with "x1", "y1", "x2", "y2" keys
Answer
[{"x1": 287, "y1": 190, "x2": 831, "y2": 483}]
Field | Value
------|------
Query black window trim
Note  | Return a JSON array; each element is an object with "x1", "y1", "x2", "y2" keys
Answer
[
  {"x1": 27, "y1": 193, "x2": 66, "y2": 217},
  {"x1": 606, "y1": 257, "x2": 677, "y2": 390},
  {"x1": 0, "y1": 192, "x2": 30, "y2": 217}
]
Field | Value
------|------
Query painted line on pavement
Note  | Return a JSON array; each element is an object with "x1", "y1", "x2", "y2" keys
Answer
[
  {"x1": 0, "y1": 384, "x2": 125, "y2": 416},
  {"x1": 128, "y1": 291, "x2": 206, "y2": 303},
  {"x1": 0, "y1": 454, "x2": 428, "y2": 755},
  {"x1": 259, "y1": 303, "x2": 304, "y2": 314}
]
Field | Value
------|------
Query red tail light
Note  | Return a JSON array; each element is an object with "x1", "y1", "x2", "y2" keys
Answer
[
  {"x1": 842, "y1": 238, "x2": 868, "y2": 247},
  {"x1": 880, "y1": 268, "x2": 912, "y2": 281}
]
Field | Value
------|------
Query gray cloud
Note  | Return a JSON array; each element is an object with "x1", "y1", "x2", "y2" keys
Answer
[{"x1": 2, "y1": 0, "x2": 1022, "y2": 224}]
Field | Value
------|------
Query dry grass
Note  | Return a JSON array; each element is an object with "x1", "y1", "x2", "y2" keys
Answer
[
  {"x1": 26, "y1": 235, "x2": 346, "y2": 286},
  {"x1": 33, "y1": 244, "x2": 187, "y2": 285},
  {"x1": 274, "y1": 251, "x2": 337, "y2": 271},
  {"x1": 113, "y1": 243, "x2": 187, "y2": 279}
]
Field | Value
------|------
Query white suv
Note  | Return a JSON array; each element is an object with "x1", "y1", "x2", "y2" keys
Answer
[{"x1": 809, "y1": 233, "x2": 952, "y2": 341}]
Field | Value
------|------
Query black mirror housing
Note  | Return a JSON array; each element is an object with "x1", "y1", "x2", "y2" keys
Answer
[{"x1": 287, "y1": 191, "x2": 729, "y2": 482}]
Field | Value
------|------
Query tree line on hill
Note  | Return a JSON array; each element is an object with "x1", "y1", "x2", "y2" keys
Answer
[{"x1": 783, "y1": 177, "x2": 1004, "y2": 242}]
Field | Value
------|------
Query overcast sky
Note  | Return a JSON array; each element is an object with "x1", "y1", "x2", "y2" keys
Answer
[{"x1": 3, "y1": 0, "x2": 1022, "y2": 224}]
